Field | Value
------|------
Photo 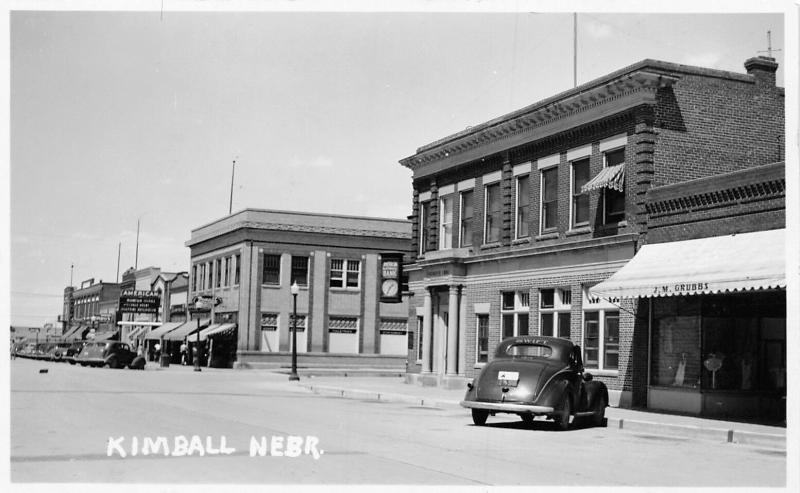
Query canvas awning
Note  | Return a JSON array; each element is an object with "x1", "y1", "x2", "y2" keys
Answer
[
  {"x1": 190, "y1": 323, "x2": 237, "y2": 342},
  {"x1": 581, "y1": 164, "x2": 625, "y2": 193},
  {"x1": 144, "y1": 322, "x2": 186, "y2": 341},
  {"x1": 92, "y1": 331, "x2": 119, "y2": 341},
  {"x1": 163, "y1": 319, "x2": 210, "y2": 341},
  {"x1": 590, "y1": 229, "x2": 785, "y2": 299},
  {"x1": 63, "y1": 325, "x2": 85, "y2": 340}
]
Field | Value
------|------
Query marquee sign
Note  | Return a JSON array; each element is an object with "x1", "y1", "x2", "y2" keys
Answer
[{"x1": 119, "y1": 289, "x2": 161, "y2": 314}]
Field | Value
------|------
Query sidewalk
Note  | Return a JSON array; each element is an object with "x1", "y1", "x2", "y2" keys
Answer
[{"x1": 296, "y1": 373, "x2": 786, "y2": 451}]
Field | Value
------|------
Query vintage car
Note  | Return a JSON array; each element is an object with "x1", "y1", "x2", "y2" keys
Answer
[
  {"x1": 63, "y1": 341, "x2": 88, "y2": 364},
  {"x1": 75, "y1": 341, "x2": 144, "y2": 369},
  {"x1": 46, "y1": 342, "x2": 73, "y2": 362},
  {"x1": 460, "y1": 336, "x2": 608, "y2": 430}
]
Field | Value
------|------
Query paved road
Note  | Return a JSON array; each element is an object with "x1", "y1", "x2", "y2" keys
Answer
[{"x1": 10, "y1": 359, "x2": 785, "y2": 486}]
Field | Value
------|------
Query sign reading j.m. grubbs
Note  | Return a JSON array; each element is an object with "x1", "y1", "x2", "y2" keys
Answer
[
  {"x1": 650, "y1": 282, "x2": 710, "y2": 296},
  {"x1": 119, "y1": 289, "x2": 161, "y2": 314}
]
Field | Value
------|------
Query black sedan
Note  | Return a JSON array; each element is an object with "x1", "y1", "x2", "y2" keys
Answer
[
  {"x1": 461, "y1": 336, "x2": 608, "y2": 430},
  {"x1": 75, "y1": 341, "x2": 145, "y2": 369}
]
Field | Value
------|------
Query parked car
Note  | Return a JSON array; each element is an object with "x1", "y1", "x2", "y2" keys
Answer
[
  {"x1": 46, "y1": 342, "x2": 73, "y2": 362},
  {"x1": 63, "y1": 341, "x2": 88, "y2": 365},
  {"x1": 460, "y1": 336, "x2": 608, "y2": 430},
  {"x1": 75, "y1": 341, "x2": 144, "y2": 369}
]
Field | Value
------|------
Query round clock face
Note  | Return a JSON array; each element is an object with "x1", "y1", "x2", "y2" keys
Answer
[{"x1": 381, "y1": 279, "x2": 399, "y2": 297}]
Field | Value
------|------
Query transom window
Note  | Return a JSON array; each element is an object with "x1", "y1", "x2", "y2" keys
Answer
[
  {"x1": 541, "y1": 167, "x2": 558, "y2": 232},
  {"x1": 262, "y1": 254, "x2": 281, "y2": 285},
  {"x1": 501, "y1": 291, "x2": 530, "y2": 339},
  {"x1": 540, "y1": 288, "x2": 572, "y2": 339},
  {"x1": 330, "y1": 259, "x2": 360, "y2": 288}
]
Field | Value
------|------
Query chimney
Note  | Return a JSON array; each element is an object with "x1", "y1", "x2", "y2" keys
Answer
[{"x1": 744, "y1": 56, "x2": 778, "y2": 86}]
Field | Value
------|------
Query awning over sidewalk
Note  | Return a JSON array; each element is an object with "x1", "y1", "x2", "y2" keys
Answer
[
  {"x1": 581, "y1": 164, "x2": 625, "y2": 193},
  {"x1": 163, "y1": 319, "x2": 210, "y2": 341},
  {"x1": 92, "y1": 331, "x2": 119, "y2": 341},
  {"x1": 590, "y1": 229, "x2": 785, "y2": 299},
  {"x1": 190, "y1": 323, "x2": 237, "y2": 343},
  {"x1": 144, "y1": 322, "x2": 185, "y2": 341},
  {"x1": 62, "y1": 325, "x2": 85, "y2": 340}
]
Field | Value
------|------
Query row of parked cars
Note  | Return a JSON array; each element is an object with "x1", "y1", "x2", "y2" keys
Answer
[{"x1": 13, "y1": 340, "x2": 146, "y2": 369}]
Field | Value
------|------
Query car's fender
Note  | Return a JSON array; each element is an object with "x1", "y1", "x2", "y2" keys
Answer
[
  {"x1": 535, "y1": 376, "x2": 570, "y2": 409},
  {"x1": 583, "y1": 380, "x2": 608, "y2": 410}
]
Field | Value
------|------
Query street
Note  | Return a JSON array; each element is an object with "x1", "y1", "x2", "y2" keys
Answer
[{"x1": 10, "y1": 358, "x2": 785, "y2": 486}]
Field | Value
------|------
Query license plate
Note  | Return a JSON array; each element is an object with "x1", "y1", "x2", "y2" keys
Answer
[{"x1": 498, "y1": 371, "x2": 519, "y2": 387}]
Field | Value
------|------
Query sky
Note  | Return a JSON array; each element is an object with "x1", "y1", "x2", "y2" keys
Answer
[{"x1": 5, "y1": 1, "x2": 793, "y2": 327}]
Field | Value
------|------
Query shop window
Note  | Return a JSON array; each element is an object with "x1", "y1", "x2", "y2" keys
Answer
[
  {"x1": 476, "y1": 314, "x2": 490, "y2": 363},
  {"x1": 484, "y1": 182, "x2": 502, "y2": 243},
  {"x1": 571, "y1": 158, "x2": 590, "y2": 228},
  {"x1": 650, "y1": 296, "x2": 701, "y2": 388},
  {"x1": 516, "y1": 175, "x2": 530, "y2": 239},
  {"x1": 291, "y1": 256, "x2": 309, "y2": 287},
  {"x1": 459, "y1": 189, "x2": 474, "y2": 247},
  {"x1": 215, "y1": 259, "x2": 222, "y2": 288},
  {"x1": 501, "y1": 291, "x2": 530, "y2": 339},
  {"x1": 262, "y1": 254, "x2": 281, "y2": 286},
  {"x1": 603, "y1": 148, "x2": 626, "y2": 223},
  {"x1": 330, "y1": 259, "x2": 360, "y2": 289},
  {"x1": 540, "y1": 167, "x2": 558, "y2": 232},
  {"x1": 540, "y1": 288, "x2": 572, "y2": 339},
  {"x1": 439, "y1": 194, "x2": 454, "y2": 249}
]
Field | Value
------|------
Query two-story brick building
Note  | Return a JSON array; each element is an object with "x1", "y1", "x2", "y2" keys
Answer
[
  {"x1": 398, "y1": 56, "x2": 784, "y2": 417},
  {"x1": 185, "y1": 209, "x2": 412, "y2": 369}
]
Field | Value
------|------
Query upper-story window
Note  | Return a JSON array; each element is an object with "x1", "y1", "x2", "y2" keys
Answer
[
  {"x1": 484, "y1": 181, "x2": 502, "y2": 244},
  {"x1": 330, "y1": 259, "x2": 360, "y2": 289},
  {"x1": 192, "y1": 265, "x2": 197, "y2": 291},
  {"x1": 439, "y1": 194, "x2": 454, "y2": 250},
  {"x1": 262, "y1": 254, "x2": 281, "y2": 285},
  {"x1": 234, "y1": 254, "x2": 241, "y2": 285},
  {"x1": 515, "y1": 174, "x2": 530, "y2": 239},
  {"x1": 603, "y1": 147, "x2": 626, "y2": 224},
  {"x1": 291, "y1": 256, "x2": 309, "y2": 287},
  {"x1": 540, "y1": 166, "x2": 558, "y2": 233},
  {"x1": 571, "y1": 157, "x2": 590, "y2": 228},
  {"x1": 224, "y1": 257, "x2": 231, "y2": 287},
  {"x1": 459, "y1": 189, "x2": 474, "y2": 247},
  {"x1": 215, "y1": 259, "x2": 222, "y2": 288},
  {"x1": 419, "y1": 198, "x2": 432, "y2": 255}
]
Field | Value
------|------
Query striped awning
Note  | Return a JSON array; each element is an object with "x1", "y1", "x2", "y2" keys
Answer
[
  {"x1": 144, "y1": 322, "x2": 186, "y2": 341},
  {"x1": 163, "y1": 319, "x2": 210, "y2": 341},
  {"x1": 192, "y1": 323, "x2": 237, "y2": 342},
  {"x1": 581, "y1": 164, "x2": 625, "y2": 193},
  {"x1": 590, "y1": 229, "x2": 785, "y2": 299},
  {"x1": 379, "y1": 319, "x2": 407, "y2": 333},
  {"x1": 63, "y1": 325, "x2": 85, "y2": 340}
]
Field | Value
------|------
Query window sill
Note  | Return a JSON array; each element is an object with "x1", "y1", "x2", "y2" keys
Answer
[
  {"x1": 535, "y1": 232, "x2": 559, "y2": 241},
  {"x1": 474, "y1": 362, "x2": 487, "y2": 369},
  {"x1": 480, "y1": 242, "x2": 502, "y2": 250},
  {"x1": 599, "y1": 220, "x2": 628, "y2": 229},
  {"x1": 585, "y1": 369, "x2": 619, "y2": 377},
  {"x1": 566, "y1": 226, "x2": 591, "y2": 236},
  {"x1": 330, "y1": 287, "x2": 361, "y2": 293},
  {"x1": 512, "y1": 237, "x2": 530, "y2": 246},
  {"x1": 261, "y1": 284, "x2": 281, "y2": 289}
]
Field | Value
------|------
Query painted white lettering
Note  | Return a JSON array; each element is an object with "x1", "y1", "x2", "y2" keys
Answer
[
  {"x1": 131, "y1": 436, "x2": 139, "y2": 457},
  {"x1": 142, "y1": 436, "x2": 169, "y2": 456},
  {"x1": 107, "y1": 437, "x2": 126, "y2": 458},
  {"x1": 285, "y1": 436, "x2": 303, "y2": 458},
  {"x1": 219, "y1": 436, "x2": 235, "y2": 455},
  {"x1": 305, "y1": 436, "x2": 323, "y2": 459},
  {"x1": 205, "y1": 436, "x2": 219, "y2": 455},
  {"x1": 250, "y1": 436, "x2": 268, "y2": 457},
  {"x1": 188, "y1": 435, "x2": 205, "y2": 456},
  {"x1": 270, "y1": 436, "x2": 285, "y2": 457},
  {"x1": 172, "y1": 435, "x2": 189, "y2": 457}
]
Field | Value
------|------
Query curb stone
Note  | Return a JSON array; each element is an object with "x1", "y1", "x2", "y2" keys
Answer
[{"x1": 304, "y1": 384, "x2": 785, "y2": 450}]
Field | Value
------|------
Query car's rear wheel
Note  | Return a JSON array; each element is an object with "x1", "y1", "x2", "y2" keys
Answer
[
  {"x1": 104, "y1": 356, "x2": 118, "y2": 369},
  {"x1": 592, "y1": 395, "x2": 607, "y2": 427},
  {"x1": 554, "y1": 394, "x2": 572, "y2": 431},
  {"x1": 471, "y1": 409, "x2": 489, "y2": 426},
  {"x1": 520, "y1": 413, "x2": 535, "y2": 425}
]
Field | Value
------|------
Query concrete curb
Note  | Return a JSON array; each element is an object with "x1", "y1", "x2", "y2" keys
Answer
[{"x1": 304, "y1": 384, "x2": 786, "y2": 450}]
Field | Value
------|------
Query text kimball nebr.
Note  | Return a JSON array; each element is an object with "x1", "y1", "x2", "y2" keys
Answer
[{"x1": 106, "y1": 435, "x2": 324, "y2": 459}]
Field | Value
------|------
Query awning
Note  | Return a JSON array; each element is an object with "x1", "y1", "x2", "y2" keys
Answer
[
  {"x1": 379, "y1": 319, "x2": 407, "y2": 334},
  {"x1": 590, "y1": 229, "x2": 785, "y2": 299},
  {"x1": 191, "y1": 323, "x2": 237, "y2": 342},
  {"x1": 92, "y1": 331, "x2": 119, "y2": 341},
  {"x1": 581, "y1": 164, "x2": 625, "y2": 193},
  {"x1": 144, "y1": 322, "x2": 186, "y2": 341},
  {"x1": 62, "y1": 325, "x2": 84, "y2": 340},
  {"x1": 163, "y1": 319, "x2": 210, "y2": 341}
]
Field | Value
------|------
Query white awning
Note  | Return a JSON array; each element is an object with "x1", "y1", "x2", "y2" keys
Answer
[
  {"x1": 581, "y1": 164, "x2": 625, "y2": 193},
  {"x1": 190, "y1": 323, "x2": 237, "y2": 343},
  {"x1": 590, "y1": 229, "x2": 785, "y2": 299}
]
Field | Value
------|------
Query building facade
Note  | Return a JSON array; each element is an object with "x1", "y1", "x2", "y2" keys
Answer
[
  {"x1": 185, "y1": 209, "x2": 412, "y2": 369},
  {"x1": 398, "y1": 56, "x2": 784, "y2": 417},
  {"x1": 61, "y1": 278, "x2": 122, "y2": 341}
]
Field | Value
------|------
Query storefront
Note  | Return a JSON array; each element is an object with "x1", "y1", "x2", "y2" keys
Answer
[{"x1": 591, "y1": 229, "x2": 786, "y2": 422}]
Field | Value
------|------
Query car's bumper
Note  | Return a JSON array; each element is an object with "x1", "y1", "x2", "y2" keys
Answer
[{"x1": 460, "y1": 400, "x2": 555, "y2": 414}]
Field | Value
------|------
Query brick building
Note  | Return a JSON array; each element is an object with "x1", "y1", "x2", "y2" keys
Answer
[
  {"x1": 398, "y1": 56, "x2": 784, "y2": 417},
  {"x1": 184, "y1": 209, "x2": 412, "y2": 369},
  {"x1": 61, "y1": 278, "x2": 122, "y2": 341}
]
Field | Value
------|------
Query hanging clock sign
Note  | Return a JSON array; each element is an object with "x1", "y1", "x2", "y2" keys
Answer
[{"x1": 380, "y1": 253, "x2": 404, "y2": 303}]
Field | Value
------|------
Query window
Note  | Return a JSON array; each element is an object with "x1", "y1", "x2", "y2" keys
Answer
[
  {"x1": 330, "y1": 259, "x2": 360, "y2": 288},
  {"x1": 224, "y1": 257, "x2": 231, "y2": 286},
  {"x1": 416, "y1": 316, "x2": 424, "y2": 361},
  {"x1": 234, "y1": 254, "x2": 241, "y2": 285},
  {"x1": 192, "y1": 265, "x2": 197, "y2": 291},
  {"x1": 540, "y1": 288, "x2": 572, "y2": 339},
  {"x1": 571, "y1": 158, "x2": 590, "y2": 228},
  {"x1": 199, "y1": 264, "x2": 206, "y2": 291},
  {"x1": 541, "y1": 167, "x2": 558, "y2": 232},
  {"x1": 516, "y1": 175, "x2": 530, "y2": 239},
  {"x1": 419, "y1": 200, "x2": 431, "y2": 254},
  {"x1": 459, "y1": 189, "x2": 474, "y2": 247},
  {"x1": 604, "y1": 148, "x2": 626, "y2": 223},
  {"x1": 501, "y1": 291, "x2": 530, "y2": 339},
  {"x1": 262, "y1": 254, "x2": 281, "y2": 285},
  {"x1": 582, "y1": 287, "x2": 619, "y2": 371},
  {"x1": 206, "y1": 262, "x2": 212, "y2": 289},
  {"x1": 476, "y1": 314, "x2": 489, "y2": 363},
  {"x1": 215, "y1": 259, "x2": 222, "y2": 288},
  {"x1": 484, "y1": 182, "x2": 502, "y2": 243},
  {"x1": 439, "y1": 194, "x2": 454, "y2": 249},
  {"x1": 291, "y1": 256, "x2": 309, "y2": 286}
]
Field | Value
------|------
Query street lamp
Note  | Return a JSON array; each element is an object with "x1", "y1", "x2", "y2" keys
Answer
[{"x1": 289, "y1": 281, "x2": 300, "y2": 381}]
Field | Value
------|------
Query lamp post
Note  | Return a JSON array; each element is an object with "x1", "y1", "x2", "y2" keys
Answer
[{"x1": 289, "y1": 281, "x2": 300, "y2": 381}]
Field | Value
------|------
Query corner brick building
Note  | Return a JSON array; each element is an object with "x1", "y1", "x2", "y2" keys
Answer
[{"x1": 398, "y1": 56, "x2": 784, "y2": 421}]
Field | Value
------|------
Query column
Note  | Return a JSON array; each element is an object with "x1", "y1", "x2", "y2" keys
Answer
[
  {"x1": 421, "y1": 289, "x2": 433, "y2": 373},
  {"x1": 446, "y1": 284, "x2": 460, "y2": 375}
]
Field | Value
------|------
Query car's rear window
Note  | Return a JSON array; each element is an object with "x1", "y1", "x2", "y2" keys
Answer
[{"x1": 506, "y1": 344, "x2": 552, "y2": 358}]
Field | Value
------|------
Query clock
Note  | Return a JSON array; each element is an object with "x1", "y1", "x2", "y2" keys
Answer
[{"x1": 381, "y1": 279, "x2": 399, "y2": 297}]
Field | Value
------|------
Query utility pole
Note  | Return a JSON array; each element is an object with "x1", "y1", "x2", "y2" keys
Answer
[
  {"x1": 116, "y1": 242, "x2": 121, "y2": 283},
  {"x1": 229, "y1": 158, "x2": 236, "y2": 215},
  {"x1": 70, "y1": 263, "x2": 74, "y2": 287},
  {"x1": 573, "y1": 13, "x2": 578, "y2": 88},
  {"x1": 135, "y1": 218, "x2": 140, "y2": 270}
]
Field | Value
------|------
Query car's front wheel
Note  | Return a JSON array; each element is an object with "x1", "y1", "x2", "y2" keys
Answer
[
  {"x1": 553, "y1": 394, "x2": 572, "y2": 431},
  {"x1": 104, "y1": 356, "x2": 119, "y2": 369},
  {"x1": 592, "y1": 395, "x2": 607, "y2": 427},
  {"x1": 471, "y1": 409, "x2": 489, "y2": 426}
]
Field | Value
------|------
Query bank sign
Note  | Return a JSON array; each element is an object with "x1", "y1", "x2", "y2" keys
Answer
[{"x1": 119, "y1": 289, "x2": 160, "y2": 314}]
